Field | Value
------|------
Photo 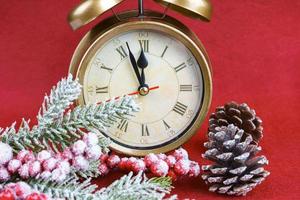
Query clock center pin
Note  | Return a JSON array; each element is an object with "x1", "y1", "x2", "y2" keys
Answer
[{"x1": 139, "y1": 86, "x2": 150, "y2": 96}]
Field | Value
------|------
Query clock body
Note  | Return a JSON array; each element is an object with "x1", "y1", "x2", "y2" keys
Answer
[{"x1": 69, "y1": 11, "x2": 212, "y2": 156}]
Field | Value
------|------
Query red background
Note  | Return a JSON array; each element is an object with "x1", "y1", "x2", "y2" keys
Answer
[{"x1": 0, "y1": 0, "x2": 299, "y2": 199}]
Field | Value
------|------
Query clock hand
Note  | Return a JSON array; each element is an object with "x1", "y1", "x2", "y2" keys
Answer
[
  {"x1": 126, "y1": 42, "x2": 143, "y2": 87},
  {"x1": 137, "y1": 48, "x2": 148, "y2": 85},
  {"x1": 100, "y1": 86, "x2": 160, "y2": 104},
  {"x1": 128, "y1": 85, "x2": 159, "y2": 96}
]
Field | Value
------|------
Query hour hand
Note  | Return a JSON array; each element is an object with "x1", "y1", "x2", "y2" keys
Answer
[
  {"x1": 126, "y1": 42, "x2": 143, "y2": 86},
  {"x1": 137, "y1": 48, "x2": 148, "y2": 85}
]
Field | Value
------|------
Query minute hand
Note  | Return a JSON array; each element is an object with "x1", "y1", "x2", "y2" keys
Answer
[{"x1": 126, "y1": 42, "x2": 143, "y2": 86}]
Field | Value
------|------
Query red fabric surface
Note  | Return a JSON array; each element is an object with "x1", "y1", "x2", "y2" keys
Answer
[{"x1": 0, "y1": 0, "x2": 299, "y2": 199}]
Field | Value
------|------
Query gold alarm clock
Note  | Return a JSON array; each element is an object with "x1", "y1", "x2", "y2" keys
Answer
[{"x1": 68, "y1": 0, "x2": 213, "y2": 156}]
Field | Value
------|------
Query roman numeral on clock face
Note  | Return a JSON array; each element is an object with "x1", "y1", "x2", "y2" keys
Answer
[
  {"x1": 139, "y1": 40, "x2": 149, "y2": 52},
  {"x1": 175, "y1": 62, "x2": 187, "y2": 72},
  {"x1": 117, "y1": 119, "x2": 128, "y2": 132},
  {"x1": 180, "y1": 85, "x2": 193, "y2": 92},
  {"x1": 163, "y1": 120, "x2": 171, "y2": 130},
  {"x1": 96, "y1": 86, "x2": 108, "y2": 94},
  {"x1": 161, "y1": 46, "x2": 168, "y2": 57},
  {"x1": 173, "y1": 102, "x2": 188, "y2": 116},
  {"x1": 100, "y1": 65, "x2": 113, "y2": 72},
  {"x1": 142, "y1": 124, "x2": 150, "y2": 136},
  {"x1": 116, "y1": 45, "x2": 128, "y2": 59}
]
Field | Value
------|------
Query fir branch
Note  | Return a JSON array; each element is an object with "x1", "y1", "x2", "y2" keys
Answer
[
  {"x1": 29, "y1": 172, "x2": 175, "y2": 200},
  {"x1": 96, "y1": 173, "x2": 176, "y2": 200},
  {"x1": 37, "y1": 74, "x2": 82, "y2": 128},
  {"x1": 0, "y1": 75, "x2": 139, "y2": 153},
  {"x1": 29, "y1": 176, "x2": 97, "y2": 200}
]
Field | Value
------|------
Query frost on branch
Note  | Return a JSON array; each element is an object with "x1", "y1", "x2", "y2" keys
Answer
[
  {"x1": 28, "y1": 172, "x2": 176, "y2": 200},
  {"x1": 0, "y1": 74, "x2": 139, "y2": 153}
]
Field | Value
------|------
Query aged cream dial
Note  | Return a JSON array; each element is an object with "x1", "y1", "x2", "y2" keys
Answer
[{"x1": 83, "y1": 30, "x2": 204, "y2": 150}]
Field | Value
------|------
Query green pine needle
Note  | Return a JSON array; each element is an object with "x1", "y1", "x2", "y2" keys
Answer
[
  {"x1": 0, "y1": 74, "x2": 139, "y2": 153},
  {"x1": 28, "y1": 172, "x2": 176, "y2": 200}
]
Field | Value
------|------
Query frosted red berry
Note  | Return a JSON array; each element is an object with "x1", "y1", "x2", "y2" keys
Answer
[
  {"x1": 132, "y1": 160, "x2": 146, "y2": 173},
  {"x1": 72, "y1": 140, "x2": 87, "y2": 156},
  {"x1": 18, "y1": 163, "x2": 30, "y2": 179},
  {"x1": 0, "y1": 167, "x2": 10, "y2": 182},
  {"x1": 7, "y1": 159, "x2": 22, "y2": 174},
  {"x1": 188, "y1": 161, "x2": 200, "y2": 177},
  {"x1": 98, "y1": 163, "x2": 109, "y2": 175},
  {"x1": 174, "y1": 159, "x2": 190, "y2": 175},
  {"x1": 42, "y1": 158, "x2": 57, "y2": 172},
  {"x1": 17, "y1": 150, "x2": 30, "y2": 163},
  {"x1": 144, "y1": 153, "x2": 159, "y2": 167},
  {"x1": 118, "y1": 157, "x2": 129, "y2": 171},
  {"x1": 173, "y1": 148, "x2": 189, "y2": 161},
  {"x1": 107, "y1": 155, "x2": 121, "y2": 169},
  {"x1": 25, "y1": 192, "x2": 47, "y2": 200},
  {"x1": 29, "y1": 161, "x2": 41, "y2": 177},
  {"x1": 0, "y1": 189, "x2": 14, "y2": 200},
  {"x1": 165, "y1": 155, "x2": 176, "y2": 168},
  {"x1": 150, "y1": 160, "x2": 169, "y2": 177},
  {"x1": 37, "y1": 150, "x2": 51, "y2": 163}
]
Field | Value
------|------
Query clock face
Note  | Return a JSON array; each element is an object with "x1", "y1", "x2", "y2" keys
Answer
[{"x1": 82, "y1": 29, "x2": 204, "y2": 150}]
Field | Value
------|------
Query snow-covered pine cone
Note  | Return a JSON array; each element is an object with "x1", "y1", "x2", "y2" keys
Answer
[
  {"x1": 202, "y1": 124, "x2": 270, "y2": 196},
  {"x1": 209, "y1": 102, "x2": 263, "y2": 143}
]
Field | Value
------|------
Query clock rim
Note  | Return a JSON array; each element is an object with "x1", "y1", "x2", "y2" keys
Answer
[{"x1": 69, "y1": 11, "x2": 213, "y2": 156}]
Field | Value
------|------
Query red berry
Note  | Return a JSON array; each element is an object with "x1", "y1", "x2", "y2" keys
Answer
[
  {"x1": 188, "y1": 161, "x2": 200, "y2": 177},
  {"x1": 165, "y1": 155, "x2": 176, "y2": 168},
  {"x1": 100, "y1": 154, "x2": 109, "y2": 163},
  {"x1": 150, "y1": 160, "x2": 169, "y2": 177},
  {"x1": 62, "y1": 148, "x2": 73, "y2": 160},
  {"x1": 18, "y1": 164, "x2": 30, "y2": 179},
  {"x1": 42, "y1": 158, "x2": 57, "y2": 172},
  {"x1": 36, "y1": 150, "x2": 52, "y2": 163},
  {"x1": 144, "y1": 154, "x2": 159, "y2": 167},
  {"x1": 25, "y1": 193, "x2": 39, "y2": 200},
  {"x1": 174, "y1": 159, "x2": 190, "y2": 176},
  {"x1": 72, "y1": 156, "x2": 89, "y2": 171},
  {"x1": 98, "y1": 163, "x2": 109, "y2": 176},
  {"x1": 173, "y1": 148, "x2": 189, "y2": 161},
  {"x1": 7, "y1": 159, "x2": 22, "y2": 174},
  {"x1": 17, "y1": 150, "x2": 30, "y2": 163},
  {"x1": 15, "y1": 182, "x2": 31, "y2": 198},
  {"x1": 25, "y1": 192, "x2": 47, "y2": 200},
  {"x1": 71, "y1": 140, "x2": 87, "y2": 156},
  {"x1": 0, "y1": 167, "x2": 10, "y2": 182},
  {"x1": 118, "y1": 157, "x2": 129, "y2": 171},
  {"x1": 0, "y1": 189, "x2": 14, "y2": 200},
  {"x1": 126, "y1": 157, "x2": 137, "y2": 170},
  {"x1": 29, "y1": 161, "x2": 41, "y2": 177},
  {"x1": 107, "y1": 155, "x2": 120, "y2": 169},
  {"x1": 132, "y1": 160, "x2": 146, "y2": 173},
  {"x1": 24, "y1": 151, "x2": 35, "y2": 163},
  {"x1": 157, "y1": 153, "x2": 167, "y2": 160}
]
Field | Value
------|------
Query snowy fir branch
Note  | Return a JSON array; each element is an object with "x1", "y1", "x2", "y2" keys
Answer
[
  {"x1": 37, "y1": 74, "x2": 82, "y2": 128},
  {"x1": 28, "y1": 172, "x2": 175, "y2": 200},
  {"x1": 96, "y1": 173, "x2": 177, "y2": 200},
  {"x1": 0, "y1": 74, "x2": 139, "y2": 153}
]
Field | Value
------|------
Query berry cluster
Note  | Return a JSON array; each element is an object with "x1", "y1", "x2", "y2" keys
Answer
[
  {"x1": 0, "y1": 132, "x2": 103, "y2": 183},
  {"x1": 0, "y1": 181, "x2": 49, "y2": 200},
  {"x1": 99, "y1": 148, "x2": 200, "y2": 181}
]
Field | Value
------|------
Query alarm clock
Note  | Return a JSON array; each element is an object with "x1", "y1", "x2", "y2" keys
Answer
[{"x1": 68, "y1": 0, "x2": 213, "y2": 156}]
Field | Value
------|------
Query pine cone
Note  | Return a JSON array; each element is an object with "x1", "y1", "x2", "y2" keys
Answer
[
  {"x1": 209, "y1": 102, "x2": 263, "y2": 143},
  {"x1": 202, "y1": 124, "x2": 270, "y2": 196}
]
